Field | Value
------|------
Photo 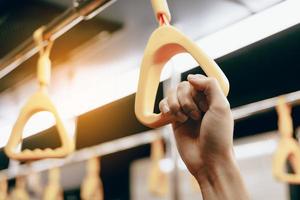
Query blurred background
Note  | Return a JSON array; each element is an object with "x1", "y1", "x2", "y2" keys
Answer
[{"x1": 0, "y1": 0, "x2": 300, "y2": 199}]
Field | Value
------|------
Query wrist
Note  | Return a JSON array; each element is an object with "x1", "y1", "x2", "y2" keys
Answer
[
  {"x1": 196, "y1": 150, "x2": 236, "y2": 184},
  {"x1": 194, "y1": 151, "x2": 250, "y2": 200}
]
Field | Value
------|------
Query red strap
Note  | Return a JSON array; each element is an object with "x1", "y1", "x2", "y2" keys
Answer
[{"x1": 158, "y1": 13, "x2": 170, "y2": 26}]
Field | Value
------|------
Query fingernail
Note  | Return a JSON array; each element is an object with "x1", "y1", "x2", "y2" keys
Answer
[
  {"x1": 190, "y1": 111, "x2": 200, "y2": 120},
  {"x1": 187, "y1": 74, "x2": 196, "y2": 80},
  {"x1": 162, "y1": 104, "x2": 170, "y2": 113}
]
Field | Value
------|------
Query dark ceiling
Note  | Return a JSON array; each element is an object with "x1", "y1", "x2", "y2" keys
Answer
[{"x1": 0, "y1": 0, "x2": 64, "y2": 58}]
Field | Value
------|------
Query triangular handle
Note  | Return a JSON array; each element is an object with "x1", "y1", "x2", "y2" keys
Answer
[
  {"x1": 5, "y1": 90, "x2": 75, "y2": 161},
  {"x1": 148, "y1": 138, "x2": 168, "y2": 197},
  {"x1": 273, "y1": 97, "x2": 300, "y2": 183},
  {"x1": 81, "y1": 157, "x2": 104, "y2": 200},
  {"x1": 0, "y1": 175, "x2": 7, "y2": 200},
  {"x1": 5, "y1": 27, "x2": 74, "y2": 161},
  {"x1": 276, "y1": 96, "x2": 293, "y2": 138},
  {"x1": 9, "y1": 176, "x2": 30, "y2": 200},
  {"x1": 272, "y1": 138, "x2": 300, "y2": 183},
  {"x1": 135, "y1": 25, "x2": 229, "y2": 128},
  {"x1": 43, "y1": 168, "x2": 63, "y2": 200}
]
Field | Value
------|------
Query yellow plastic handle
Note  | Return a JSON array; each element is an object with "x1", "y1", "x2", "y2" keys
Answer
[
  {"x1": 4, "y1": 27, "x2": 74, "y2": 161},
  {"x1": 0, "y1": 175, "x2": 7, "y2": 200},
  {"x1": 135, "y1": 25, "x2": 229, "y2": 128},
  {"x1": 272, "y1": 97, "x2": 300, "y2": 184},
  {"x1": 43, "y1": 168, "x2": 63, "y2": 200},
  {"x1": 272, "y1": 138, "x2": 300, "y2": 183},
  {"x1": 276, "y1": 96, "x2": 293, "y2": 138},
  {"x1": 4, "y1": 89, "x2": 75, "y2": 161},
  {"x1": 9, "y1": 176, "x2": 30, "y2": 200},
  {"x1": 34, "y1": 26, "x2": 52, "y2": 87},
  {"x1": 37, "y1": 54, "x2": 51, "y2": 86},
  {"x1": 151, "y1": 0, "x2": 171, "y2": 23},
  {"x1": 148, "y1": 138, "x2": 168, "y2": 196},
  {"x1": 81, "y1": 157, "x2": 104, "y2": 200}
]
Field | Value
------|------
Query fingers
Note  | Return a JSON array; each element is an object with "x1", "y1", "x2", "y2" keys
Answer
[
  {"x1": 177, "y1": 81, "x2": 201, "y2": 120},
  {"x1": 159, "y1": 98, "x2": 170, "y2": 113},
  {"x1": 159, "y1": 92, "x2": 188, "y2": 123},
  {"x1": 191, "y1": 89, "x2": 209, "y2": 112},
  {"x1": 187, "y1": 74, "x2": 230, "y2": 113},
  {"x1": 159, "y1": 74, "x2": 230, "y2": 123},
  {"x1": 159, "y1": 81, "x2": 202, "y2": 123},
  {"x1": 167, "y1": 90, "x2": 189, "y2": 123}
]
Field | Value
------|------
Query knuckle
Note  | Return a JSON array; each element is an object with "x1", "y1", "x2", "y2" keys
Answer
[
  {"x1": 177, "y1": 115, "x2": 188, "y2": 123},
  {"x1": 169, "y1": 103, "x2": 180, "y2": 114},
  {"x1": 175, "y1": 111, "x2": 188, "y2": 122},
  {"x1": 211, "y1": 101, "x2": 231, "y2": 113},
  {"x1": 207, "y1": 77, "x2": 218, "y2": 85},
  {"x1": 159, "y1": 98, "x2": 166, "y2": 107},
  {"x1": 182, "y1": 102, "x2": 193, "y2": 112},
  {"x1": 223, "y1": 101, "x2": 231, "y2": 110},
  {"x1": 178, "y1": 81, "x2": 189, "y2": 90}
]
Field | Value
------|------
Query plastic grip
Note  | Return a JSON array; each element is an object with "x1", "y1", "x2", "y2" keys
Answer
[
  {"x1": 4, "y1": 27, "x2": 73, "y2": 161},
  {"x1": 272, "y1": 96, "x2": 300, "y2": 184},
  {"x1": 4, "y1": 89, "x2": 74, "y2": 161},
  {"x1": 276, "y1": 97, "x2": 293, "y2": 137},
  {"x1": 135, "y1": 26, "x2": 229, "y2": 128},
  {"x1": 38, "y1": 55, "x2": 51, "y2": 86}
]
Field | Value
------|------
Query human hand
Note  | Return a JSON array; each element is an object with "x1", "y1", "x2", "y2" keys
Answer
[{"x1": 159, "y1": 74, "x2": 234, "y2": 177}]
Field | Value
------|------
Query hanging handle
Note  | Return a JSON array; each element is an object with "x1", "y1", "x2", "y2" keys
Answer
[
  {"x1": 151, "y1": 0, "x2": 171, "y2": 24},
  {"x1": 272, "y1": 96, "x2": 300, "y2": 183},
  {"x1": 4, "y1": 27, "x2": 75, "y2": 161},
  {"x1": 10, "y1": 176, "x2": 30, "y2": 200},
  {"x1": 0, "y1": 175, "x2": 7, "y2": 199},
  {"x1": 276, "y1": 96, "x2": 293, "y2": 138},
  {"x1": 81, "y1": 157, "x2": 104, "y2": 200},
  {"x1": 43, "y1": 168, "x2": 63, "y2": 200},
  {"x1": 33, "y1": 26, "x2": 53, "y2": 88},
  {"x1": 135, "y1": 26, "x2": 229, "y2": 128},
  {"x1": 148, "y1": 137, "x2": 168, "y2": 196}
]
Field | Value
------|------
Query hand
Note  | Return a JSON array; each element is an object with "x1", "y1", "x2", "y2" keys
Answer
[
  {"x1": 159, "y1": 74, "x2": 234, "y2": 178},
  {"x1": 159, "y1": 74, "x2": 249, "y2": 200}
]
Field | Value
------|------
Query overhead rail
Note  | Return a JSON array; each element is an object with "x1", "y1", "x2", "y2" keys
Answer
[
  {"x1": 1, "y1": 90, "x2": 300, "y2": 179},
  {"x1": 0, "y1": 0, "x2": 117, "y2": 80}
]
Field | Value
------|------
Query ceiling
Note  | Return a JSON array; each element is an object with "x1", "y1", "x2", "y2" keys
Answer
[
  {"x1": 0, "y1": 0, "x2": 283, "y2": 90},
  {"x1": 0, "y1": 0, "x2": 122, "y2": 92}
]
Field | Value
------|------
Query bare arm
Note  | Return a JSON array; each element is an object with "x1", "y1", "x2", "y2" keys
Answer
[{"x1": 159, "y1": 74, "x2": 250, "y2": 200}]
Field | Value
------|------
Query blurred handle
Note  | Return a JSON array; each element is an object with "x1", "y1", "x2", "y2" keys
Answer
[{"x1": 276, "y1": 96, "x2": 293, "y2": 138}]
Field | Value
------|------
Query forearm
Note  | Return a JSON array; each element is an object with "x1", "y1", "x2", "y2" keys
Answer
[{"x1": 196, "y1": 153, "x2": 250, "y2": 200}]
